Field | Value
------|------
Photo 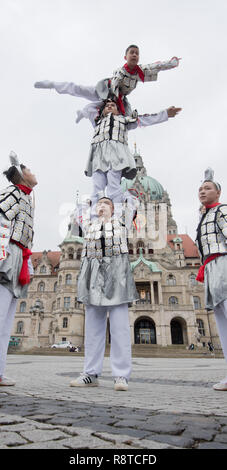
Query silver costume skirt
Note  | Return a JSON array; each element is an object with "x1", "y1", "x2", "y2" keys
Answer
[
  {"x1": 204, "y1": 255, "x2": 227, "y2": 309},
  {"x1": 85, "y1": 140, "x2": 137, "y2": 180},
  {"x1": 0, "y1": 242, "x2": 28, "y2": 298},
  {"x1": 77, "y1": 254, "x2": 139, "y2": 306}
]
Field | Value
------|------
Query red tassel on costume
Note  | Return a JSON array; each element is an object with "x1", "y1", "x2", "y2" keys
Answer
[
  {"x1": 10, "y1": 240, "x2": 32, "y2": 286},
  {"x1": 196, "y1": 253, "x2": 223, "y2": 283}
]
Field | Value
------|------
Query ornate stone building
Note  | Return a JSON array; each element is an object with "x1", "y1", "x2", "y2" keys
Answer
[{"x1": 12, "y1": 148, "x2": 220, "y2": 351}]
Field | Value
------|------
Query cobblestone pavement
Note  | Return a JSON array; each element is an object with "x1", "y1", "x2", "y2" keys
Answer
[{"x1": 0, "y1": 355, "x2": 227, "y2": 449}]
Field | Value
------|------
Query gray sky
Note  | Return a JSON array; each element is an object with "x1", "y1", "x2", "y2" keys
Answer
[{"x1": 1, "y1": 0, "x2": 227, "y2": 251}]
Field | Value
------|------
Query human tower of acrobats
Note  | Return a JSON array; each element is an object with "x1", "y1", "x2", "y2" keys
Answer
[{"x1": 1, "y1": 45, "x2": 227, "y2": 391}]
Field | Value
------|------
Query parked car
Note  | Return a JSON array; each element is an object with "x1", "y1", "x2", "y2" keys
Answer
[{"x1": 51, "y1": 341, "x2": 73, "y2": 349}]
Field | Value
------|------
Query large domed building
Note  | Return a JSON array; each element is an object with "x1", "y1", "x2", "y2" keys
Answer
[{"x1": 12, "y1": 148, "x2": 220, "y2": 352}]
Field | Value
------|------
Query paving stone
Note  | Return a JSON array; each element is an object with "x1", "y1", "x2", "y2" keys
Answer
[
  {"x1": 182, "y1": 427, "x2": 217, "y2": 441},
  {"x1": 20, "y1": 429, "x2": 69, "y2": 443},
  {"x1": 0, "y1": 432, "x2": 28, "y2": 447},
  {"x1": 0, "y1": 415, "x2": 26, "y2": 425},
  {"x1": 145, "y1": 433, "x2": 195, "y2": 448},
  {"x1": 214, "y1": 433, "x2": 227, "y2": 444},
  {"x1": 198, "y1": 442, "x2": 227, "y2": 449}
]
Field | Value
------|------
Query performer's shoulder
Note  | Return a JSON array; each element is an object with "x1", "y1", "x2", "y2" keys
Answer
[{"x1": 0, "y1": 184, "x2": 20, "y2": 200}]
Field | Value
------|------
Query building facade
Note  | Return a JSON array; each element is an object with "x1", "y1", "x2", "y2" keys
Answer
[{"x1": 12, "y1": 149, "x2": 221, "y2": 351}]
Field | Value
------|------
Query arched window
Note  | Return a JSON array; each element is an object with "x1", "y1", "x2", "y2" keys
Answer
[
  {"x1": 76, "y1": 249, "x2": 82, "y2": 260},
  {"x1": 38, "y1": 282, "x2": 45, "y2": 292},
  {"x1": 68, "y1": 248, "x2": 74, "y2": 260},
  {"x1": 189, "y1": 274, "x2": 197, "y2": 287},
  {"x1": 166, "y1": 274, "x2": 176, "y2": 286},
  {"x1": 193, "y1": 296, "x2": 201, "y2": 309},
  {"x1": 197, "y1": 319, "x2": 205, "y2": 336},
  {"x1": 54, "y1": 282, "x2": 57, "y2": 292},
  {"x1": 63, "y1": 317, "x2": 68, "y2": 328},
  {"x1": 16, "y1": 321, "x2": 24, "y2": 334},
  {"x1": 59, "y1": 275, "x2": 62, "y2": 285},
  {"x1": 66, "y1": 273, "x2": 72, "y2": 285},
  {"x1": 169, "y1": 296, "x2": 178, "y2": 306},
  {"x1": 136, "y1": 241, "x2": 145, "y2": 254},
  {"x1": 19, "y1": 301, "x2": 26, "y2": 313},
  {"x1": 52, "y1": 301, "x2": 56, "y2": 311},
  {"x1": 128, "y1": 243, "x2": 134, "y2": 255},
  {"x1": 40, "y1": 265, "x2": 46, "y2": 273}
]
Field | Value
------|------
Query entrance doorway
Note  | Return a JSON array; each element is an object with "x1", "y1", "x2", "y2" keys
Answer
[
  {"x1": 134, "y1": 317, "x2": 156, "y2": 344},
  {"x1": 171, "y1": 318, "x2": 187, "y2": 344}
]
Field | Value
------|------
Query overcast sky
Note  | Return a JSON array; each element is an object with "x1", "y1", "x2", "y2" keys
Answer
[{"x1": 1, "y1": 0, "x2": 227, "y2": 252}]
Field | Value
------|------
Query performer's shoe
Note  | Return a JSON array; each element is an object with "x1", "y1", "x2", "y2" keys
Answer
[
  {"x1": 114, "y1": 377, "x2": 128, "y2": 391},
  {"x1": 213, "y1": 380, "x2": 227, "y2": 391},
  {"x1": 70, "y1": 373, "x2": 99, "y2": 387},
  {"x1": 0, "y1": 376, "x2": 16, "y2": 386}
]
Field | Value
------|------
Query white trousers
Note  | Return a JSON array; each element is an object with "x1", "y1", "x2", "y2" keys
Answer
[
  {"x1": 83, "y1": 303, "x2": 132, "y2": 380},
  {"x1": 91, "y1": 169, "x2": 123, "y2": 204},
  {"x1": 0, "y1": 285, "x2": 17, "y2": 377},
  {"x1": 214, "y1": 299, "x2": 227, "y2": 363}
]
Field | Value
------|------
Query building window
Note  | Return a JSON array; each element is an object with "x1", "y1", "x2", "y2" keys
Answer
[
  {"x1": 19, "y1": 301, "x2": 26, "y2": 313},
  {"x1": 38, "y1": 282, "x2": 45, "y2": 292},
  {"x1": 197, "y1": 319, "x2": 205, "y2": 336},
  {"x1": 63, "y1": 317, "x2": 68, "y2": 328},
  {"x1": 66, "y1": 274, "x2": 72, "y2": 285},
  {"x1": 128, "y1": 243, "x2": 134, "y2": 255},
  {"x1": 189, "y1": 274, "x2": 197, "y2": 287},
  {"x1": 68, "y1": 248, "x2": 74, "y2": 260},
  {"x1": 166, "y1": 274, "x2": 176, "y2": 286},
  {"x1": 40, "y1": 265, "x2": 46, "y2": 273},
  {"x1": 16, "y1": 321, "x2": 24, "y2": 334},
  {"x1": 59, "y1": 275, "x2": 62, "y2": 285},
  {"x1": 193, "y1": 296, "x2": 201, "y2": 309},
  {"x1": 64, "y1": 297, "x2": 70, "y2": 310},
  {"x1": 136, "y1": 241, "x2": 145, "y2": 254},
  {"x1": 169, "y1": 296, "x2": 178, "y2": 306},
  {"x1": 52, "y1": 301, "x2": 56, "y2": 311},
  {"x1": 76, "y1": 249, "x2": 82, "y2": 260},
  {"x1": 57, "y1": 298, "x2": 60, "y2": 309},
  {"x1": 54, "y1": 282, "x2": 57, "y2": 292}
]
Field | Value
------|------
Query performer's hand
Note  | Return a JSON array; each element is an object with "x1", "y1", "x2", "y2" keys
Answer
[
  {"x1": 167, "y1": 106, "x2": 182, "y2": 118},
  {"x1": 34, "y1": 80, "x2": 54, "y2": 89},
  {"x1": 170, "y1": 57, "x2": 181, "y2": 67}
]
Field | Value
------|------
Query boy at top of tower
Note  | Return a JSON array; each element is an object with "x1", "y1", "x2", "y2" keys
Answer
[{"x1": 34, "y1": 44, "x2": 181, "y2": 122}]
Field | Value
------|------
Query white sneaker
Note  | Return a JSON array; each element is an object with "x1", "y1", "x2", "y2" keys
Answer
[
  {"x1": 0, "y1": 376, "x2": 16, "y2": 386},
  {"x1": 213, "y1": 380, "x2": 227, "y2": 391},
  {"x1": 114, "y1": 377, "x2": 128, "y2": 391},
  {"x1": 70, "y1": 373, "x2": 99, "y2": 387}
]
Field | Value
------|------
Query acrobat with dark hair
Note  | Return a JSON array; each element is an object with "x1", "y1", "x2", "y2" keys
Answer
[
  {"x1": 34, "y1": 44, "x2": 180, "y2": 122},
  {"x1": 0, "y1": 152, "x2": 37, "y2": 386}
]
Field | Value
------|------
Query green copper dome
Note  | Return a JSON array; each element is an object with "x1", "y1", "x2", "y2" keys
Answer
[{"x1": 121, "y1": 175, "x2": 164, "y2": 200}]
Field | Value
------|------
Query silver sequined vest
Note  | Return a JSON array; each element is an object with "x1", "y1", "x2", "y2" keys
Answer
[
  {"x1": 196, "y1": 204, "x2": 227, "y2": 262},
  {"x1": 91, "y1": 113, "x2": 137, "y2": 145},
  {"x1": 0, "y1": 185, "x2": 34, "y2": 248}
]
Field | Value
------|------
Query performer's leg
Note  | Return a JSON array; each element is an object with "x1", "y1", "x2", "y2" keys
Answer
[
  {"x1": 91, "y1": 171, "x2": 107, "y2": 204},
  {"x1": 106, "y1": 170, "x2": 123, "y2": 203},
  {"x1": 83, "y1": 305, "x2": 108, "y2": 376},
  {"x1": 213, "y1": 299, "x2": 227, "y2": 389},
  {"x1": 109, "y1": 303, "x2": 132, "y2": 380},
  {"x1": 0, "y1": 285, "x2": 17, "y2": 378},
  {"x1": 214, "y1": 299, "x2": 227, "y2": 362}
]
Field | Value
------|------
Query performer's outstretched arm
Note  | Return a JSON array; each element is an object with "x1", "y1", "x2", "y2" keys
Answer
[
  {"x1": 34, "y1": 80, "x2": 99, "y2": 102},
  {"x1": 142, "y1": 57, "x2": 181, "y2": 82},
  {"x1": 127, "y1": 106, "x2": 182, "y2": 130}
]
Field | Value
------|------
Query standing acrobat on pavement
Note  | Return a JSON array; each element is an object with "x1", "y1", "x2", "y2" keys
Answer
[
  {"x1": 70, "y1": 196, "x2": 138, "y2": 391},
  {"x1": 0, "y1": 152, "x2": 37, "y2": 386},
  {"x1": 196, "y1": 168, "x2": 227, "y2": 391}
]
